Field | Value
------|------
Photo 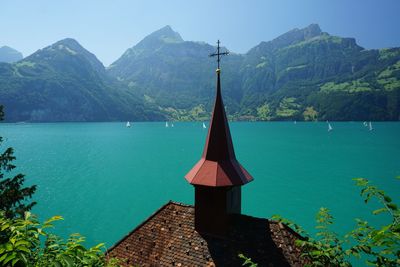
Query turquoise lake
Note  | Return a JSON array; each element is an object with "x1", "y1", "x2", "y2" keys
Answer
[{"x1": 1, "y1": 122, "x2": 399, "y2": 252}]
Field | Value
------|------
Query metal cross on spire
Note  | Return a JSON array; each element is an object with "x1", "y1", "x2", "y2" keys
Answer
[{"x1": 209, "y1": 40, "x2": 229, "y2": 69}]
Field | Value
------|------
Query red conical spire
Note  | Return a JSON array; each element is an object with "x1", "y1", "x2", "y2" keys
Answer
[{"x1": 185, "y1": 69, "x2": 253, "y2": 187}]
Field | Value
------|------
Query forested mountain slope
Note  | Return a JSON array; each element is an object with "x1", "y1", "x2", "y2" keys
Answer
[
  {"x1": 110, "y1": 24, "x2": 400, "y2": 121},
  {"x1": 0, "y1": 24, "x2": 398, "y2": 122},
  {"x1": 0, "y1": 39, "x2": 164, "y2": 122}
]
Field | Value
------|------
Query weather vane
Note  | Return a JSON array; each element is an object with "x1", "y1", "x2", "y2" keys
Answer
[{"x1": 209, "y1": 40, "x2": 229, "y2": 69}]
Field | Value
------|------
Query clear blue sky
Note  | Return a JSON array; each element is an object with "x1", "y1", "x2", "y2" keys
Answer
[{"x1": 1, "y1": 0, "x2": 399, "y2": 66}]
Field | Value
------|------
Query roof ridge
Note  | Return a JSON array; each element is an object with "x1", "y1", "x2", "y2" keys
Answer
[
  {"x1": 106, "y1": 201, "x2": 175, "y2": 253},
  {"x1": 169, "y1": 200, "x2": 194, "y2": 208}
]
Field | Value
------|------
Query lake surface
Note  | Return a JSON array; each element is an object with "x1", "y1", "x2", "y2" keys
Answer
[{"x1": 1, "y1": 122, "x2": 399, "y2": 252}]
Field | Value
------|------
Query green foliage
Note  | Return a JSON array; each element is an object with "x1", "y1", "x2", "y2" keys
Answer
[
  {"x1": 303, "y1": 106, "x2": 318, "y2": 121},
  {"x1": 256, "y1": 103, "x2": 272, "y2": 121},
  {"x1": 274, "y1": 209, "x2": 350, "y2": 266},
  {"x1": 378, "y1": 48, "x2": 400, "y2": 61},
  {"x1": 270, "y1": 178, "x2": 400, "y2": 267},
  {"x1": 320, "y1": 80, "x2": 372, "y2": 93},
  {"x1": 0, "y1": 211, "x2": 121, "y2": 267},
  {"x1": 0, "y1": 39, "x2": 165, "y2": 122},
  {"x1": 238, "y1": 253, "x2": 258, "y2": 267},
  {"x1": 295, "y1": 208, "x2": 351, "y2": 267},
  {"x1": 276, "y1": 97, "x2": 300, "y2": 118},
  {"x1": 377, "y1": 60, "x2": 400, "y2": 91},
  {"x1": 0, "y1": 106, "x2": 36, "y2": 219},
  {"x1": 347, "y1": 178, "x2": 400, "y2": 267},
  {"x1": 162, "y1": 104, "x2": 210, "y2": 121}
]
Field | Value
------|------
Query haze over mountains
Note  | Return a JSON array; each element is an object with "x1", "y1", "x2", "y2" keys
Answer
[
  {"x1": 0, "y1": 46, "x2": 23, "y2": 63},
  {"x1": 0, "y1": 24, "x2": 399, "y2": 122}
]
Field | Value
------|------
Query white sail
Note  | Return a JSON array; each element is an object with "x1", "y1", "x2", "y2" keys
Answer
[
  {"x1": 202, "y1": 122, "x2": 207, "y2": 129},
  {"x1": 363, "y1": 121, "x2": 368, "y2": 127},
  {"x1": 165, "y1": 122, "x2": 169, "y2": 127},
  {"x1": 126, "y1": 121, "x2": 131, "y2": 127},
  {"x1": 171, "y1": 122, "x2": 174, "y2": 127},
  {"x1": 328, "y1": 123, "x2": 333, "y2": 132},
  {"x1": 369, "y1": 121, "x2": 373, "y2": 131}
]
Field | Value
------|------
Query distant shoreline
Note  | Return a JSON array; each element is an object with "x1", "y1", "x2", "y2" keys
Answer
[{"x1": 2, "y1": 120, "x2": 400, "y2": 124}]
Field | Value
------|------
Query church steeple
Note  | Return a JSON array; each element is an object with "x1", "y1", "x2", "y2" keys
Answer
[
  {"x1": 185, "y1": 40, "x2": 253, "y2": 187},
  {"x1": 185, "y1": 40, "x2": 253, "y2": 234}
]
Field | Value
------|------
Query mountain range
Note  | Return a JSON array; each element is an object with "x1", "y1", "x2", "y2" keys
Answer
[
  {"x1": 0, "y1": 24, "x2": 399, "y2": 122},
  {"x1": 0, "y1": 39, "x2": 163, "y2": 121},
  {"x1": 0, "y1": 46, "x2": 23, "y2": 63}
]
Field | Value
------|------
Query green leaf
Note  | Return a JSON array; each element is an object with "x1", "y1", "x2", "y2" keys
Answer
[
  {"x1": 372, "y1": 208, "x2": 387, "y2": 215},
  {"x1": 24, "y1": 212, "x2": 31, "y2": 220},
  {"x1": 14, "y1": 240, "x2": 30, "y2": 248},
  {"x1": 43, "y1": 215, "x2": 63, "y2": 228},
  {"x1": 11, "y1": 257, "x2": 19, "y2": 266},
  {"x1": 0, "y1": 253, "x2": 8, "y2": 262},
  {"x1": 3, "y1": 253, "x2": 16, "y2": 265},
  {"x1": 93, "y1": 243, "x2": 105, "y2": 250},
  {"x1": 383, "y1": 195, "x2": 392, "y2": 203},
  {"x1": 5, "y1": 243, "x2": 13, "y2": 252},
  {"x1": 19, "y1": 253, "x2": 28, "y2": 264},
  {"x1": 60, "y1": 254, "x2": 74, "y2": 267},
  {"x1": 16, "y1": 246, "x2": 30, "y2": 253},
  {"x1": 53, "y1": 260, "x2": 63, "y2": 267},
  {"x1": 353, "y1": 178, "x2": 368, "y2": 187}
]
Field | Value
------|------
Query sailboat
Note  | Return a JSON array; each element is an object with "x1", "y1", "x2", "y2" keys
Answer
[
  {"x1": 171, "y1": 122, "x2": 174, "y2": 127},
  {"x1": 126, "y1": 121, "x2": 131, "y2": 128},
  {"x1": 328, "y1": 123, "x2": 333, "y2": 132},
  {"x1": 202, "y1": 122, "x2": 207, "y2": 129},
  {"x1": 369, "y1": 121, "x2": 373, "y2": 131},
  {"x1": 165, "y1": 122, "x2": 169, "y2": 128},
  {"x1": 363, "y1": 121, "x2": 368, "y2": 127},
  {"x1": 294, "y1": 120, "x2": 297, "y2": 124}
]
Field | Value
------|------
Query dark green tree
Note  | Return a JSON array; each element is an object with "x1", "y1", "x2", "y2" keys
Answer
[{"x1": 0, "y1": 105, "x2": 36, "y2": 218}]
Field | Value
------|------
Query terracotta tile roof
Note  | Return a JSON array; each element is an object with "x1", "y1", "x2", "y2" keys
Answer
[{"x1": 107, "y1": 201, "x2": 308, "y2": 266}]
